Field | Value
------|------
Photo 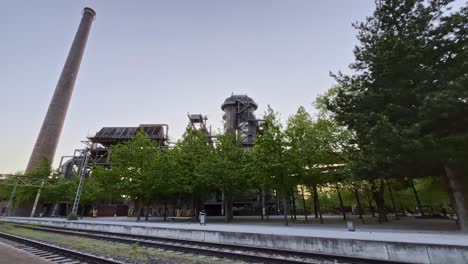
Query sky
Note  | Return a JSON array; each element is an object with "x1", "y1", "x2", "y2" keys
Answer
[{"x1": 0, "y1": 0, "x2": 379, "y2": 173}]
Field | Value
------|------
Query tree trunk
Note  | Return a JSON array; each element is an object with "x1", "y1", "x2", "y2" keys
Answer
[
  {"x1": 301, "y1": 185, "x2": 308, "y2": 221},
  {"x1": 289, "y1": 194, "x2": 293, "y2": 220},
  {"x1": 448, "y1": 188, "x2": 459, "y2": 224},
  {"x1": 410, "y1": 180, "x2": 424, "y2": 216},
  {"x1": 260, "y1": 189, "x2": 264, "y2": 221},
  {"x1": 353, "y1": 188, "x2": 364, "y2": 222},
  {"x1": 313, "y1": 184, "x2": 319, "y2": 218},
  {"x1": 190, "y1": 193, "x2": 195, "y2": 218},
  {"x1": 138, "y1": 207, "x2": 144, "y2": 222},
  {"x1": 282, "y1": 197, "x2": 289, "y2": 226},
  {"x1": 275, "y1": 191, "x2": 280, "y2": 215},
  {"x1": 336, "y1": 184, "x2": 347, "y2": 220},
  {"x1": 136, "y1": 207, "x2": 141, "y2": 222},
  {"x1": 224, "y1": 192, "x2": 233, "y2": 222},
  {"x1": 266, "y1": 204, "x2": 270, "y2": 221},
  {"x1": 135, "y1": 199, "x2": 143, "y2": 222},
  {"x1": 291, "y1": 189, "x2": 297, "y2": 220},
  {"x1": 444, "y1": 162, "x2": 468, "y2": 232},
  {"x1": 312, "y1": 184, "x2": 323, "y2": 224},
  {"x1": 386, "y1": 181, "x2": 399, "y2": 220},
  {"x1": 369, "y1": 200, "x2": 376, "y2": 217},
  {"x1": 145, "y1": 206, "x2": 150, "y2": 221},
  {"x1": 291, "y1": 191, "x2": 297, "y2": 220},
  {"x1": 372, "y1": 180, "x2": 387, "y2": 223},
  {"x1": 288, "y1": 194, "x2": 293, "y2": 220},
  {"x1": 219, "y1": 191, "x2": 224, "y2": 216},
  {"x1": 163, "y1": 199, "x2": 167, "y2": 222}
]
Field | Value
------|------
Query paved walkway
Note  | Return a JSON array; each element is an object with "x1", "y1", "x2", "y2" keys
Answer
[
  {"x1": 0, "y1": 241, "x2": 51, "y2": 264},
  {"x1": 61, "y1": 214, "x2": 461, "y2": 233},
  {"x1": 3, "y1": 215, "x2": 468, "y2": 246}
]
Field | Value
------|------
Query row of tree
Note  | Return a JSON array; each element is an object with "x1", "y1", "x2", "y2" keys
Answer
[
  {"x1": 322, "y1": 0, "x2": 468, "y2": 231},
  {"x1": 86, "y1": 105, "x2": 353, "y2": 225}
]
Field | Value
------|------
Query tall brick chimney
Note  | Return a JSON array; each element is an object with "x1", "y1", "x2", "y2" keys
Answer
[{"x1": 26, "y1": 7, "x2": 96, "y2": 173}]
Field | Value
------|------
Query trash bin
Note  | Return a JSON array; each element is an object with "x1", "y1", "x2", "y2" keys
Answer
[
  {"x1": 199, "y1": 211, "x2": 206, "y2": 225},
  {"x1": 347, "y1": 220, "x2": 355, "y2": 232}
]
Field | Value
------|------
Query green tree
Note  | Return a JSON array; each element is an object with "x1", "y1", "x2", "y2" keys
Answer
[
  {"x1": 15, "y1": 158, "x2": 52, "y2": 204},
  {"x1": 285, "y1": 106, "x2": 313, "y2": 221},
  {"x1": 325, "y1": 0, "x2": 468, "y2": 229},
  {"x1": 80, "y1": 174, "x2": 111, "y2": 215},
  {"x1": 196, "y1": 132, "x2": 247, "y2": 222},
  {"x1": 141, "y1": 148, "x2": 178, "y2": 220},
  {"x1": 172, "y1": 126, "x2": 213, "y2": 214},
  {"x1": 93, "y1": 130, "x2": 160, "y2": 221},
  {"x1": 41, "y1": 177, "x2": 76, "y2": 205},
  {"x1": 252, "y1": 106, "x2": 296, "y2": 226}
]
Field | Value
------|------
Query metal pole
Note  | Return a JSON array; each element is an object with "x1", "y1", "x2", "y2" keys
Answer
[
  {"x1": 5, "y1": 178, "x2": 18, "y2": 216},
  {"x1": 30, "y1": 179, "x2": 45, "y2": 217},
  {"x1": 221, "y1": 191, "x2": 225, "y2": 216}
]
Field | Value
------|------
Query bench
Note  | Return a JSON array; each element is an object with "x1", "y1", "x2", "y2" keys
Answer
[{"x1": 169, "y1": 217, "x2": 192, "y2": 223}]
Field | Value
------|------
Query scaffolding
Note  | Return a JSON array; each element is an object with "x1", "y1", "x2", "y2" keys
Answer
[
  {"x1": 59, "y1": 124, "x2": 169, "y2": 177},
  {"x1": 187, "y1": 114, "x2": 217, "y2": 145}
]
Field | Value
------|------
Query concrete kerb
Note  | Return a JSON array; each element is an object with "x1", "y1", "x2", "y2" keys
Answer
[{"x1": 2, "y1": 218, "x2": 468, "y2": 264}]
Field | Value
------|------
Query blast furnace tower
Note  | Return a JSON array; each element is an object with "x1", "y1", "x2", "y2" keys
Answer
[
  {"x1": 26, "y1": 7, "x2": 96, "y2": 173},
  {"x1": 221, "y1": 95, "x2": 260, "y2": 147}
]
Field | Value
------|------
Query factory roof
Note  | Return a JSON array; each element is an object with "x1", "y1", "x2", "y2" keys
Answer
[
  {"x1": 221, "y1": 94, "x2": 258, "y2": 110},
  {"x1": 88, "y1": 124, "x2": 167, "y2": 146}
]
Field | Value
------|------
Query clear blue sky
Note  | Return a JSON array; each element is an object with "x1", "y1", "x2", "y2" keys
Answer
[{"x1": 1, "y1": 0, "x2": 378, "y2": 173}]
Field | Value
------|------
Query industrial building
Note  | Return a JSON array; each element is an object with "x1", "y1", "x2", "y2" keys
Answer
[
  {"x1": 221, "y1": 94, "x2": 262, "y2": 147},
  {"x1": 47, "y1": 95, "x2": 266, "y2": 218},
  {"x1": 59, "y1": 124, "x2": 169, "y2": 178}
]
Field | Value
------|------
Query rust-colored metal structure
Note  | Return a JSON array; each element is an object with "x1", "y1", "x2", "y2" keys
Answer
[{"x1": 26, "y1": 7, "x2": 96, "y2": 173}]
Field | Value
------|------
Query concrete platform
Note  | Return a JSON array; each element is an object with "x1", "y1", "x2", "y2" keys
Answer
[{"x1": 2, "y1": 216, "x2": 468, "y2": 264}]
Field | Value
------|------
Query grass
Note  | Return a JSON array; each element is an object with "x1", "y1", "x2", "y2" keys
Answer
[{"x1": 0, "y1": 223, "x2": 243, "y2": 264}]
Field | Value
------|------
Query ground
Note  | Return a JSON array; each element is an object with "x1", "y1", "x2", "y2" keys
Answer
[
  {"x1": 1, "y1": 214, "x2": 467, "y2": 264},
  {"x1": 0, "y1": 223, "x2": 246, "y2": 264},
  {"x1": 0, "y1": 241, "x2": 52, "y2": 264}
]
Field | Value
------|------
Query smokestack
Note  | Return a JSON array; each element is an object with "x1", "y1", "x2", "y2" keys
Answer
[{"x1": 26, "y1": 7, "x2": 96, "y2": 173}]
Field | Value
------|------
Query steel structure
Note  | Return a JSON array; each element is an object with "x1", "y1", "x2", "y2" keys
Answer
[
  {"x1": 221, "y1": 95, "x2": 263, "y2": 147},
  {"x1": 59, "y1": 124, "x2": 169, "y2": 177},
  {"x1": 0, "y1": 174, "x2": 56, "y2": 216},
  {"x1": 26, "y1": 7, "x2": 96, "y2": 173},
  {"x1": 58, "y1": 124, "x2": 169, "y2": 215},
  {"x1": 187, "y1": 114, "x2": 217, "y2": 144}
]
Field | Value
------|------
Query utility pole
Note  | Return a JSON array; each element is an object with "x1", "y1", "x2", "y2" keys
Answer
[
  {"x1": 4, "y1": 178, "x2": 18, "y2": 216},
  {"x1": 30, "y1": 179, "x2": 45, "y2": 217}
]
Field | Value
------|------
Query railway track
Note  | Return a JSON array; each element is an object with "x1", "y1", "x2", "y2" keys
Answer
[
  {"x1": 7, "y1": 223, "x2": 411, "y2": 264},
  {"x1": 0, "y1": 231, "x2": 124, "y2": 264}
]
